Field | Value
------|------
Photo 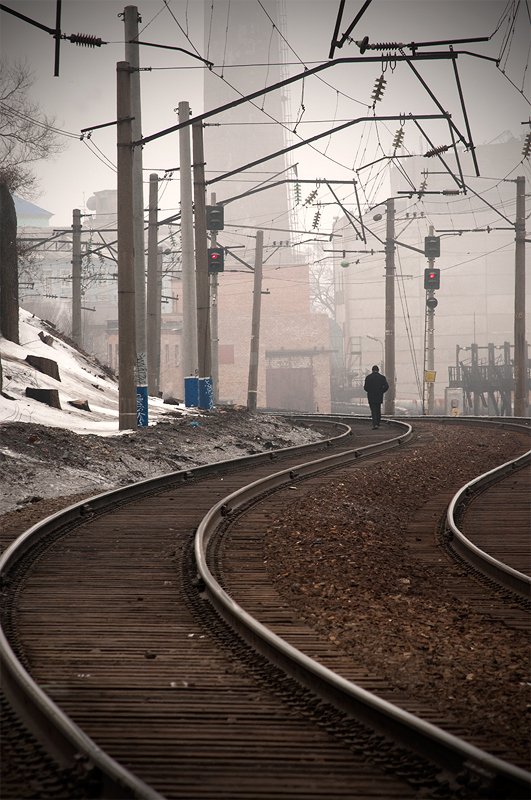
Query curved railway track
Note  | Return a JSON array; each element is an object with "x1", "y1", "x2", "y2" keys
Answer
[{"x1": 1, "y1": 416, "x2": 529, "y2": 800}]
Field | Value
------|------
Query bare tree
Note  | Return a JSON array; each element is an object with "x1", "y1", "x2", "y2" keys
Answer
[
  {"x1": 0, "y1": 61, "x2": 65, "y2": 374},
  {"x1": 0, "y1": 59, "x2": 65, "y2": 195},
  {"x1": 309, "y1": 257, "x2": 335, "y2": 317}
]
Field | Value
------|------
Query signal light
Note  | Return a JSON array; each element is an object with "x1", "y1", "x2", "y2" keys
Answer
[
  {"x1": 426, "y1": 296, "x2": 438, "y2": 309},
  {"x1": 206, "y1": 205, "x2": 224, "y2": 231},
  {"x1": 424, "y1": 268, "x2": 440, "y2": 291},
  {"x1": 424, "y1": 235, "x2": 440, "y2": 259},
  {"x1": 208, "y1": 247, "x2": 224, "y2": 273}
]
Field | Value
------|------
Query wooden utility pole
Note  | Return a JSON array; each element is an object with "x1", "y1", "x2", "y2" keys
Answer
[
  {"x1": 192, "y1": 120, "x2": 212, "y2": 407},
  {"x1": 383, "y1": 197, "x2": 395, "y2": 415},
  {"x1": 514, "y1": 175, "x2": 527, "y2": 417},
  {"x1": 116, "y1": 60, "x2": 137, "y2": 430},
  {"x1": 247, "y1": 230, "x2": 264, "y2": 413},
  {"x1": 147, "y1": 173, "x2": 160, "y2": 397},
  {"x1": 71, "y1": 208, "x2": 82, "y2": 348},
  {"x1": 179, "y1": 101, "x2": 198, "y2": 387},
  {"x1": 124, "y1": 5, "x2": 148, "y2": 424}
]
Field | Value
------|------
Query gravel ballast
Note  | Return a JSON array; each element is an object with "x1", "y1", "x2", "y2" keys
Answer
[{"x1": 265, "y1": 422, "x2": 530, "y2": 767}]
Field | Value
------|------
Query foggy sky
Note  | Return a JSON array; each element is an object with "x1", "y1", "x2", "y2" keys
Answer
[{"x1": 0, "y1": 0, "x2": 529, "y2": 227}]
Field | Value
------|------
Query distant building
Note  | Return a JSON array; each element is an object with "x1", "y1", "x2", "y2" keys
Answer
[
  {"x1": 14, "y1": 196, "x2": 53, "y2": 228},
  {"x1": 333, "y1": 134, "x2": 530, "y2": 415},
  {"x1": 201, "y1": 0, "x2": 332, "y2": 411}
]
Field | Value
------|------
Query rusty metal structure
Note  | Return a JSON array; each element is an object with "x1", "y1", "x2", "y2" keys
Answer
[{"x1": 448, "y1": 342, "x2": 530, "y2": 416}]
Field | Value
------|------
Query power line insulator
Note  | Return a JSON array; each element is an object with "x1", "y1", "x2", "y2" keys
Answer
[
  {"x1": 424, "y1": 144, "x2": 450, "y2": 158},
  {"x1": 522, "y1": 132, "x2": 531, "y2": 159},
  {"x1": 371, "y1": 74, "x2": 387, "y2": 105},
  {"x1": 392, "y1": 128, "x2": 405, "y2": 150},
  {"x1": 368, "y1": 41, "x2": 404, "y2": 50},
  {"x1": 68, "y1": 33, "x2": 105, "y2": 48}
]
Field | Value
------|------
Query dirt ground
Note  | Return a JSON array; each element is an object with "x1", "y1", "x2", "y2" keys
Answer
[{"x1": 0, "y1": 408, "x2": 323, "y2": 539}]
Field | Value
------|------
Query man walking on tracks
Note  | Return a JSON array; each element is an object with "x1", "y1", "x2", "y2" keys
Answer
[{"x1": 363, "y1": 365, "x2": 389, "y2": 429}]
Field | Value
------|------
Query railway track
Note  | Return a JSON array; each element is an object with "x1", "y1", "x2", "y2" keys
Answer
[{"x1": 1, "y1": 416, "x2": 529, "y2": 799}]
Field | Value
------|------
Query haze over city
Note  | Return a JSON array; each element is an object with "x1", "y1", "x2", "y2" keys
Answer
[
  {"x1": 1, "y1": 0, "x2": 529, "y2": 228},
  {"x1": 1, "y1": 0, "x2": 529, "y2": 417}
]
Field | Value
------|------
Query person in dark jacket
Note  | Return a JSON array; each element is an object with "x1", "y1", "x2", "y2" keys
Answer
[{"x1": 363, "y1": 365, "x2": 389, "y2": 429}]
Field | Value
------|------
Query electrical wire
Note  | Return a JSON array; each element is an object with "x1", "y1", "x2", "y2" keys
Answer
[
  {"x1": 138, "y1": 4, "x2": 167, "y2": 36},
  {"x1": 0, "y1": 101, "x2": 80, "y2": 140},
  {"x1": 162, "y1": 0, "x2": 202, "y2": 57},
  {"x1": 220, "y1": 0, "x2": 232, "y2": 78},
  {"x1": 255, "y1": 0, "x2": 367, "y2": 108},
  {"x1": 82, "y1": 139, "x2": 116, "y2": 173}
]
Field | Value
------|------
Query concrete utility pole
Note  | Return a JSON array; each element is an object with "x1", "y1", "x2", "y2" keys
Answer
[
  {"x1": 116, "y1": 61, "x2": 137, "y2": 430},
  {"x1": 71, "y1": 208, "x2": 82, "y2": 348},
  {"x1": 514, "y1": 175, "x2": 527, "y2": 417},
  {"x1": 210, "y1": 192, "x2": 219, "y2": 403},
  {"x1": 179, "y1": 101, "x2": 198, "y2": 393},
  {"x1": 147, "y1": 173, "x2": 160, "y2": 397},
  {"x1": 383, "y1": 198, "x2": 396, "y2": 415},
  {"x1": 124, "y1": 5, "x2": 148, "y2": 425},
  {"x1": 192, "y1": 120, "x2": 213, "y2": 408},
  {"x1": 247, "y1": 230, "x2": 264, "y2": 413}
]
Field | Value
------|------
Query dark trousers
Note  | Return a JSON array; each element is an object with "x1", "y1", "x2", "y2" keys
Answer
[{"x1": 369, "y1": 402, "x2": 382, "y2": 427}]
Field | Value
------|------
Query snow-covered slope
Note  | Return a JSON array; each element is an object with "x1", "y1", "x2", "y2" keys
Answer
[{"x1": 0, "y1": 309, "x2": 173, "y2": 434}]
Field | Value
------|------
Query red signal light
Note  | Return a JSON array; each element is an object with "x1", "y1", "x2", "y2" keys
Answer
[
  {"x1": 208, "y1": 246, "x2": 224, "y2": 272},
  {"x1": 424, "y1": 267, "x2": 440, "y2": 290}
]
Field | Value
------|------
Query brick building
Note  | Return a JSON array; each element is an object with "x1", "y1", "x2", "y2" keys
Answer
[{"x1": 216, "y1": 262, "x2": 331, "y2": 411}]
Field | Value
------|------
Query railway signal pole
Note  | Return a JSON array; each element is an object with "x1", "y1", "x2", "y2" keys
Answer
[
  {"x1": 247, "y1": 230, "x2": 264, "y2": 413},
  {"x1": 423, "y1": 226, "x2": 439, "y2": 415},
  {"x1": 209, "y1": 192, "x2": 220, "y2": 404},
  {"x1": 383, "y1": 198, "x2": 395, "y2": 416}
]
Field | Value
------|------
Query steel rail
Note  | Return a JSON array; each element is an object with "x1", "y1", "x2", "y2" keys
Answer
[
  {"x1": 402, "y1": 414, "x2": 531, "y2": 431},
  {"x1": 195, "y1": 418, "x2": 531, "y2": 800},
  {"x1": 446, "y1": 449, "x2": 531, "y2": 598},
  {"x1": 0, "y1": 419, "x2": 351, "y2": 799}
]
